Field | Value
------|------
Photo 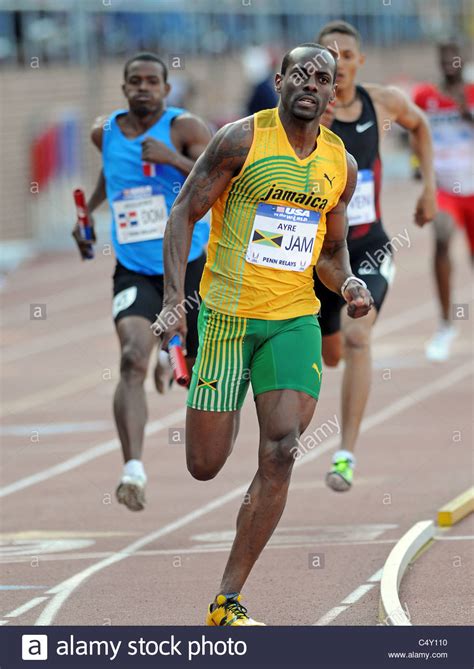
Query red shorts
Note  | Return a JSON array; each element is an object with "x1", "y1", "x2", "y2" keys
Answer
[{"x1": 437, "y1": 190, "x2": 474, "y2": 253}]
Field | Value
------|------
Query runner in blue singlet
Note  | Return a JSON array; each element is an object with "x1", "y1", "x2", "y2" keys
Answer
[{"x1": 72, "y1": 52, "x2": 212, "y2": 511}]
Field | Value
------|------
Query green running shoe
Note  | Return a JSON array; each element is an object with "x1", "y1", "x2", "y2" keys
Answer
[{"x1": 326, "y1": 456, "x2": 353, "y2": 492}]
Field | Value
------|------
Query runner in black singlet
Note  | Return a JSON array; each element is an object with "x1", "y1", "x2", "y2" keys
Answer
[
  {"x1": 314, "y1": 84, "x2": 391, "y2": 339},
  {"x1": 313, "y1": 21, "x2": 437, "y2": 492}
]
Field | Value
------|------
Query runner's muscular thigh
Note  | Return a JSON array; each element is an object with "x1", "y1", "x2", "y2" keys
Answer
[
  {"x1": 186, "y1": 409, "x2": 239, "y2": 468},
  {"x1": 256, "y1": 390, "x2": 317, "y2": 445},
  {"x1": 116, "y1": 315, "x2": 157, "y2": 365}
]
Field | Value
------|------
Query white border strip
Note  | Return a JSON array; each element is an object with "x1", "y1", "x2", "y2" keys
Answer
[
  {"x1": 380, "y1": 520, "x2": 435, "y2": 626},
  {"x1": 5, "y1": 597, "x2": 48, "y2": 618},
  {"x1": 314, "y1": 568, "x2": 383, "y2": 625}
]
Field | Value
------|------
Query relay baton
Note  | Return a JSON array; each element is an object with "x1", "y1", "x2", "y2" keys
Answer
[
  {"x1": 168, "y1": 335, "x2": 190, "y2": 387},
  {"x1": 73, "y1": 189, "x2": 94, "y2": 259}
]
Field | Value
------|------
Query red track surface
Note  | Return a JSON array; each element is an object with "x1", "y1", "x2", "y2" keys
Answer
[{"x1": 1, "y1": 179, "x2": 472, "y2": 626}]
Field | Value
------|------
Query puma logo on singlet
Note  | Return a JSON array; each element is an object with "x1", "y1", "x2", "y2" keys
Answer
[
  {"x1": 262, "y1": 184, "x2": 328, "y2": 210},
  {"x1": 355, "y1": 121, "x2": 374, "y2": 133},
  {"x1": 324, "y1": 173, "x2": 335, "y2": 188}
]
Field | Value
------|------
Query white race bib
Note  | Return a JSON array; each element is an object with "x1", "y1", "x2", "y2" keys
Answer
[
  {"x1": 347, "y1": 169, "x2": 376, "y2": 226},
  {"x1": 245, "y1": 203, "x2": 320, "y2": 272},
  {"x1": 113, "y1": 186, "x2": 168, "y2": 244},
  {"x1": 431, "y1": 112, "x2": 474, "y2": 194},
  {"x1": 434, "y1": 143, "x2": 474, "y2": 194}
]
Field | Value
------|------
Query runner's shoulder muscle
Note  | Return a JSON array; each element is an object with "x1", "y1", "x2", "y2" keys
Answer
[
  {"x1": 170, "y1": 113, "x2": 213, "y2": 157},
  {"x1": 174, "y1": 116, "x2": 254, "y2": 218},
  {"x1": 171, "y1": 112, "x2": 212, "y2": 140},
  {"x1": 364, "y1": 83, "x2": 415, "y2": 121},
  {"x1": 202, "y1": 116, "x2": 253, "y2": 176},
  {"x1": 91, "y1": 115, "x2": 108, "y2": 152}
]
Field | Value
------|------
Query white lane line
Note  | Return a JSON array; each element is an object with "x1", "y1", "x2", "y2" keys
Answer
[
  {"x1": 0, "y1": 290, "x2": 465, "y2": 436},
  {"x1": 341, "y1": 584, "x2": 376, "y2": 605},
  {"x1": 0, "y1": 531, "x2": 135, "y2": 540},
  {"x1": 373, "y1": 302, "x2": 433, "y2": 339},
  {"x1": 2, "y1": 372, "x2": 106, "y2": 417},
  {"x1": 0, "y1": 539, "x2": 400, "y2": 565},
  {"x1": 192, "y1": 524, "x2": 397, "y2": 545},
  {"x1": 0, "y1": 408, "x2": 185, "y2": 498},
  {"x1": 0, "y1": 621, "x2": 8, "y2": 626},
  {"x1": 35, "y1": 486, "x2": 250, "y2": 626},
  {"x1": 2, "y1": 254, "x2": 104, "y2": 296},
  {"x1": 0, "y1": 299, "x2": 420, "y2": 366},
  {"x1": 372, "y1": 289, "x2": 470, "y2": 341},
  {"x1": 312, "y1": 356, "x2": 472, "y2": 625},
  {"x1": 3, "y1": 285, "x2": 462, "y2": 365},
  {"x1": 2, "y1": 249, "x2": 428, "y2": 330},
  {"x1": 2, "y1": 284, "x2": 107, "y2": 327},
  {"x1": 0, "y1": 422, "x2": 113, "y2": 436},
  {"x1": 0, "y1": 585, "x2": 49, "y2": 590},
  {"x1": 4, "y1": 359, "x2": 470, "y2": 500},
  {"x1": 314, "y1": 569, "x2": 382, "y2": 625},
  {"x1": 435, "y1": 535, "x2": 474, "y2": 541},
  {"x1": 5, "y1": 597, "x2": 48, "y2": 618},
  {"x1": 2, "y1": 319, "x2": 110, "y2": 364},
  {"x1": 314, "y1": 606, "x2": 348, "y2": 626},
  {"x1": 32, "y1": 360, "x2": 473, "y2": 626},
  {"x1": 356, "y1": 362, "x2": 473, "y2": 437},
  {"x1": 297, "y1": 362, "x2": 472, "y2": 473},
  {"x1": 367, "y1": 568, "x2": 384, "y2": 582}
]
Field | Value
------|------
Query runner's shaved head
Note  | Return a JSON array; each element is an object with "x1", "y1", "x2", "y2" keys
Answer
[{"x1": 281, "y1": 43, "x2": 338, "y2": 82}]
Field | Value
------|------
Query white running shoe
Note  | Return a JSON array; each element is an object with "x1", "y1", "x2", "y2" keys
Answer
[
  {"x1": 116, "y1": 475, "x2": 146, "y2": 511},
  {"x1": 425, "y1": 324, "x2": 457, "y2": 362}
]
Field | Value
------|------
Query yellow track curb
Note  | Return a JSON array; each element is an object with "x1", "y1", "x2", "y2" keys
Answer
[{"x1": 437, "y1": 486, "x2": 474, "y2": 527}]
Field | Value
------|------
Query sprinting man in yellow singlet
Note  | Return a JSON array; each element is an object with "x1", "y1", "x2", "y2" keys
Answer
[{"x1": 156, "y1": 43, "x2": 373, "y2": 625}]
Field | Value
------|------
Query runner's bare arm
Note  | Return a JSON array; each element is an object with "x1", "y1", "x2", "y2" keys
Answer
[
  {"x1": 156, "y1": 118, "x2": 253, "y2": 343},
  {"x1": 91, "y1": 115, "x2": 108, "y2": 152},
  {"x1": 175, "y1": 113, "x2": 214, "y2": 163},
  {"x1": 316, "y1": 152, "x2": 374, "y2": 319},
  {"x1": 72, "y1": 120, "x2": 108, "y2": 257},
  {"x1": 141, "y1": 114, "x2": 213, "y2": 176},
  {"x1": 368, "y1": 84, "x2": 436, "y2": 226},
  {"x1": 88, "y1": 117, "x2": 108, "y2": 212},
  {"x1": 87, "y1": 170, "x2": 106, "y2": 213}
]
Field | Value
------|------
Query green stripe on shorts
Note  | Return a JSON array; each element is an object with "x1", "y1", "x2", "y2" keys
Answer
[{"x1": 187, "y1": 304, "x2": 249, "y2": 412}]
